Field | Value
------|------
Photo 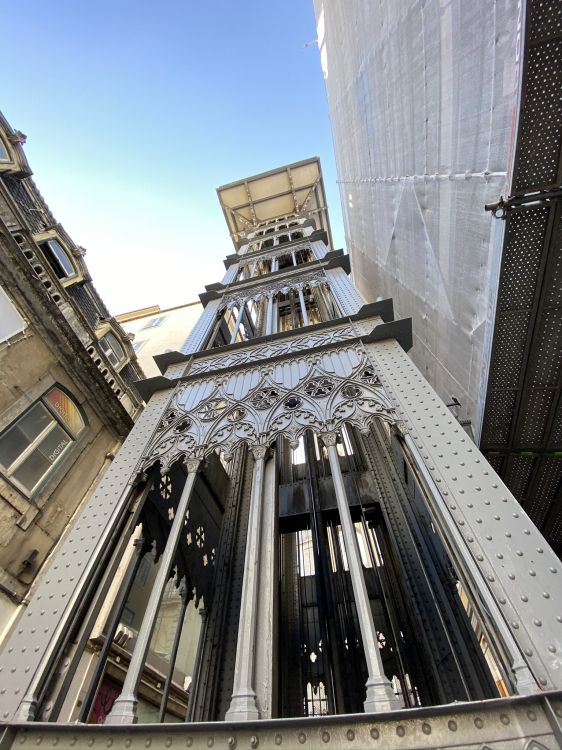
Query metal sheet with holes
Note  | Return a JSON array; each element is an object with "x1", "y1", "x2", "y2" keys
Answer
[{"x1": 367, "y1": 338, "x2": 562, "y2": 690}]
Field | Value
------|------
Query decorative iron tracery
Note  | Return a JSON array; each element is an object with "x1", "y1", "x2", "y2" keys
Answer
[
  {"x1": 222, "y1": 269, "x2": 328, "y2": 310},
  {"x1": 139, "y1": 344, "x2": 396, "y2": 472}
]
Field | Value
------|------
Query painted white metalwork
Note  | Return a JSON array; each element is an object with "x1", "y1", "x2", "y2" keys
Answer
[
  {"x1": 365, "y1": 338, "x2": 562, "y2": 691},
  {"x1": 106, "y1": 459, "x2": 201, "y2": 725},
  {"x1": 322, "y1": 433, "x2": 401, "y2": 712},
  {"x1": 225, "y1": 446, "x2": 268, "y2": 721},
  {"x1": 139, "y1": 344, "x2": 396, "y2": 471}
]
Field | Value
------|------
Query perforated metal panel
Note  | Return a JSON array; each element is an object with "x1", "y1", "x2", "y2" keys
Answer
[
  {"x1": 368, "y1": 337, "x2": 562, "y2": 690},
  {"x1": 480, "y1": 0, "x2": 562, "y2": 555}
]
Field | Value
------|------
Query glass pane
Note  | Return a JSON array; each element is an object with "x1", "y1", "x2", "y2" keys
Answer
[
  {"x1": 100, "y1": 332, "x2": 125, "y2": 365},
  {"x1": 0, "y1": 426, "x2": 30, "y2": 469},
  {"x1": 0, "y1": 139, "x2": 8, "y2": 161},
  {"x1": 12, "y1": 449, "x2": 51, "y2": 492},
  {"x1": 0, "y1": 285, "x2": 26, "y2": 342},
  {"x1": 12, "y1": 424, "x2": 71, "y2": 492},
  {"x1": 17, "y1": 403, "x2": 52, "y2": 441},
  {"x1": 44, "y1": 388, "x2": 86, "y2": 435},
  {"x1": 47, "y1": 239, "x2": 75, "y2": 278},
  {"x1": 37, "y1": 424, "x2": 71, "y2": 462}
]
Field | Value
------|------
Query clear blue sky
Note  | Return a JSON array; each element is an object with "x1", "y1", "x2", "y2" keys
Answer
[{"x1": 0, "y1": 1, "x2": 344, "y2": 314}]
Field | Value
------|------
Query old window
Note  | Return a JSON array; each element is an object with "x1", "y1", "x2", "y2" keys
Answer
[
  {"x1": 141, "y1": 315, "x2": 168, "y2": 330},
  {"x1": 0, "y1": 138, "x2": 9, "y2": 162},
  {"x1": 38, "y1": 238, "x2": 77, "y2": 281},
  {"x1": 0, "y1": 285, "x2": 26, "y2": 342},
  {"x1": 99, "y1": 331, "x2": 126, "y2": 368},
  {"x1": 0, "y1": 386, "x2": 86, "y2": 495}
]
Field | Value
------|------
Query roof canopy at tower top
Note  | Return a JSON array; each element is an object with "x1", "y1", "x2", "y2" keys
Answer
[{"x1": 217, "y1": 157, "x2": 332, "y2": 248}]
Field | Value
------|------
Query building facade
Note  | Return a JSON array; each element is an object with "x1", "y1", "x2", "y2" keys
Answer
[
  {"x1": 314, "y1": 0, "x2": 562, "y2": 557},
  {"x1": 0, "y1": 112, "x2": 144, "y2": 638},
  {"x1": 116, "y1": 304, "x2": 202, "y2": 380},
  {"x1": 0, "y1": 159, "x2": 561, "y2": 749}
]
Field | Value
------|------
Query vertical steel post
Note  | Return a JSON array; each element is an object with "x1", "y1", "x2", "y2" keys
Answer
[
  {"x1": 297, "y1": 287, "x2": 309, "y2": 326},
  {"x1": 229, "y1": 301, "x2": 246, "y2": 345},
  {"x1": 322, "y1": 432, "x2": 400, "y2": 713},
  {"x1": 157, "y1": 583, "x2": 189, "y2": 722},
  {"x1": 225, "y1": 445, "x2": 267, "y2": 721},
  {"x1": 106, "y1": 459, "x2": 201, "y2": 725}
]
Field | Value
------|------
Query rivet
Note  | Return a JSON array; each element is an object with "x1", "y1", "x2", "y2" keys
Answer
[
  {"x1": 422, "y1": 723, "x2": 431, "y2": 735},
  {"x1": 370, "y1": 728, "x2": 379, "y2": 739},
  {"x1": 186, "y1": 739, "x2": 193, "y2": 748},
  {"x1": 145, "y1": 741, "x2": 151, "y2": 748},
  {"x1": 539, "y1": 677, "x2": 548, "y2": 686},
  {"x1": 521, "y1": 595, "x2": 528, "y2": 602},
  {"x1": 527, "y1": 710, "x2": 537, "y2": 721},
  {"x1": 274, "y1": 734, "x2": 282, "y2": 746},
  {"x1": 88, "y1": 741, "x2": 94, "y2": 748},
  {"x1": 165, "y1": 741, "x2": 172, "y2": 748},
  {"x1": 496, "y1": 553, "x2": 503, "y2": 560},
  {"x1": 512, "y1": 622, "x2": 519, "y2": 629},
  {"x1": 548, "y1": 645, "x2": 556, "y2": 653},
  {"x1": 207, "y1": 739, "x2": 214, "y2": 749},
  {"x1": 542, "y1": 592, "x2": 550, "y2": 599},
  {"x1": 321, "y1": 731, "x2": 330, "y2": 743},
  {"x1": 346, "y1": 730, "x2": 355, "y2": 741},
  {"x1": 106, "y1": 742, "x2": 113, "y2": 748},
  {"x1": 529, "y1": 570, "x2": 536, "y2": 577},
  {"x1": 447, "y1": 720, "x2": 457, "y2": 731},
  {"x1": 534, "y1": 619, "x2": 542, "y2": 627},
  {"x1": 227, "y1": 738, "x2": 236, "y2": 749},
  {"x1": 516, "y1": 550, "x2": 523, "y2": 556},
  {"x1": 396, "y1": 726, "x2": 405, "y2": 737},
  {"x1": 500, "y1": 714, "x2": 509, "y2": 725},
  {"x1": 297, "y1": 732, "x2": 306, "y2": 744},
  {"x1": 474, "y1": 717, "x2": 484, "y2": 729},
  {"x1": 524, "y1": 648, "x2": 533, "y2": 656}
]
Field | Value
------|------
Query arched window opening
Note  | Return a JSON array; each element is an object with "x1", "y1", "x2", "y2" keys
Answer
[
  {"x1": 0, "y1": 386, "x2": 86, "y2": 495},
  {"x1": 277, "y1": 253, "x2": 293, "y2": 270},
  {"x1": 291, "y1": 231, "x2": 303, "y2": 241},
  {"x1": 99, "y1": 331, "x2": 127, "y2": 368},
  {"x1": 0, "y1": 138, "x2": 10, "y2": 162},
  {"x1": 277, "y1": 234, "x2": 289, "y2": 246},
  {"x1": 38, "y1": 238, "x2": 77, "y2": 281}
]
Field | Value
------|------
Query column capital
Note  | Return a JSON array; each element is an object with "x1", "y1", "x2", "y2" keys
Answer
[
  {"x1": 185, "y1": 457, "x2": 202, "y2": 474},
  {"x1": 251, "y1": 444, "x2": 268, "y2": 461},
  {"x1": 320, "y1": 431, "x2": 338, "y2": 447}
]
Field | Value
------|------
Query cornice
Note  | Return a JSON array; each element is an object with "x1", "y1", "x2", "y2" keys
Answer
[
  {"x1": 0, "y1": 223, "x2": 135, "y2": 437},
  {"x1": 142, "y1": 301, "x2": 409, "y2": 400},
  {"x1": 201, "y1": 252, "x2": 350, "y2": 307}
]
